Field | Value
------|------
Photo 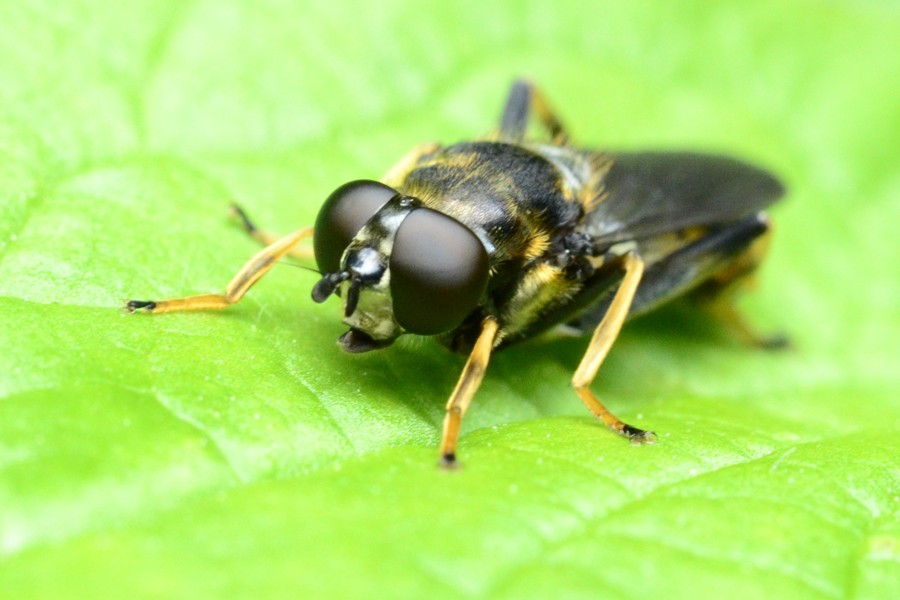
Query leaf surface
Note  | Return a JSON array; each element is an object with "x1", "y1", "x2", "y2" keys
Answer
[{"x1": 1, "y1": 1, "x2": 898, "y2": 598}]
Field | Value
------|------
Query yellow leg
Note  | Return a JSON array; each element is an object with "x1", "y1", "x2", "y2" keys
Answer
[
  {"x1": 230, "y1": 204, "x2": 314, "y2": 261},
  {"x1": 696, "y1": 223, "x2": 789, "y2": 350},
  {"x1": 529, "y1": 85, "x2": 569, "y2": 145},
  {"x1": 497, "y1": 79, "x2": 570, "y2": 145},
  {"x1": 572, "y1": 252, "x2": 656, "y2": 443},
  {"x1": 439, "y1": 317, "x2": 500, "y2": 468},
  {"x1": 703, "y1": 298, "x2": 790, "y2": 350},
  {"x1": 125, "y1": 227, "x2": 313, "y2": 313}
]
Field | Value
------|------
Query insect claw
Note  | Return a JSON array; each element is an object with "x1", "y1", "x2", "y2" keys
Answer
[
  {"x1": 759, "y1": 333, "x2": 792, "y2": 351},
  {"x1": 619, "y1": 424, "x2": 657, "y2": 445},
  {"x1": 632, "y1": 431, "x2": 658, "y2": 445},
  {"x1": 124, "y1": 299, "x2": 156, "y2": 313},
  {"x1": 439, "y1": 453, "x2": 461, "y2": 470}
]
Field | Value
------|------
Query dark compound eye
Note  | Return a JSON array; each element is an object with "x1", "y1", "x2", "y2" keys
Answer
[
  {"x1": 390, "y1": 208, "x2": 489, "y2": 335},
  {"x1": 313, "y1": 180, "x2": 397, "y2": 273}
]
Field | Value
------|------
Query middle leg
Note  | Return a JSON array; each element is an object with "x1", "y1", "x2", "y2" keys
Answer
[{"x1": 572, "y1": 251, "x2": 656, "y2": 443}]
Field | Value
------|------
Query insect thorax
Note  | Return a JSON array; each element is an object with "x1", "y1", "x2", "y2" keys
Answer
[{"x1": 394, "y1": 141, "x2": 603, "y2": 350}]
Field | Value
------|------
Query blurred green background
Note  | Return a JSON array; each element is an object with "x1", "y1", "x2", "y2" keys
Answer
[{"x1": 1, "y1": 1, "x2": 898, "y2": 598}]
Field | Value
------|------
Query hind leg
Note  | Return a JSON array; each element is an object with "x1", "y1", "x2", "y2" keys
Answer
[
  {"x1": 496, "y1": 79, "x2": 570, "y2": 145},
  {"x1": 693, "y1": 217, "x2": 789, "y2": 350}
]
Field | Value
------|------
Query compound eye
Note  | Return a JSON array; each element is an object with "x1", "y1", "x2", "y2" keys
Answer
[
  {"x1": 390, "y1": 209, "x2": 489, "y2": 335},
  {"x1": 314, "y1": 180, "x2": 397, "y2": 273}
]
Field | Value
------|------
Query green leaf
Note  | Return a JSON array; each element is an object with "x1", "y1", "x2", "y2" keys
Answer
[{"x1": 1, "y1": 1, "x2": 899, "y2": 598}]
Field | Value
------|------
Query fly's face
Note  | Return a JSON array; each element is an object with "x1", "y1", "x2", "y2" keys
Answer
[{"x1": 310, "y1": 180, "x2": 490, "y2": 353}]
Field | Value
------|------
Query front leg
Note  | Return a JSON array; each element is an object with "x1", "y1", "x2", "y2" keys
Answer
[
  {"x1": 230, "y1": 204, "x2": 314, "y2": 261},
  {"x1": 125, "y1": 227, "x2": 313, "y2": 314},
  {"x1": 439, "y1": 317, "x2": 500, "y2": 468}
]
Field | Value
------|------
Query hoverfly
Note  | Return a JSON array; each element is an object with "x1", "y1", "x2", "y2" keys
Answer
[{"x1": 126, "y1": 81, "x2": 785, "y2": 467}]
